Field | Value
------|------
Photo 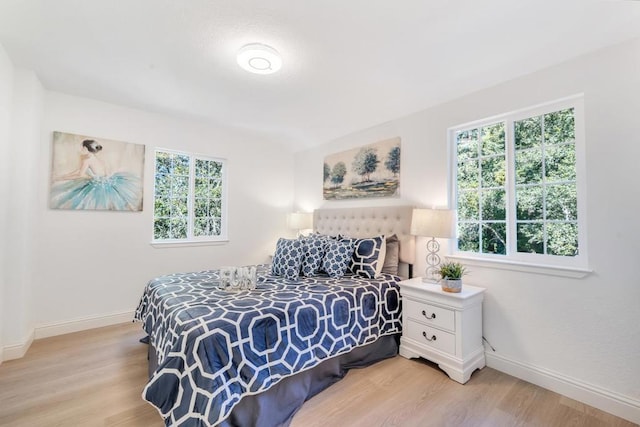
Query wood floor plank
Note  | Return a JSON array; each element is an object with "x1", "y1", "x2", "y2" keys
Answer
[
  {"x1": 0, "y1": 322, "x2": 160, "y2": 427},
  {"x1": 0, "y1": 322, "x2": 634, "y2": 427}
]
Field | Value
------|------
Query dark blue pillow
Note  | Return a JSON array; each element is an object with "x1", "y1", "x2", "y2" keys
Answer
[
  {"x1": 271, "y1": 238, "x2": 305, "y2": 280},
  {"x1": 321, "y1": 240, "x2": 355, "y2": 278},
  {"x1": 343, "y1": 235, "x2": 386, "y2": 279},
  {"x1": 300, "y1": 235, "x2": 328, "y2": 277}
]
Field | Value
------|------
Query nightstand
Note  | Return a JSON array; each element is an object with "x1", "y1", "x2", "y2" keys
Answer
[{"x1": 398, "y1": 277, "x2": 486, "y2": 384}]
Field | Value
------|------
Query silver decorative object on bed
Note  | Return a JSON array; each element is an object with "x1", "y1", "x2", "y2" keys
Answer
[{"x1": 219, "y1": 265, "x2": 257, "y2": 290}]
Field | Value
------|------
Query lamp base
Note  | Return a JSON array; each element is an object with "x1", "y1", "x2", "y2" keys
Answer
[{"x1": 424, "y1": 237, "x2": 442, "y2": 283}]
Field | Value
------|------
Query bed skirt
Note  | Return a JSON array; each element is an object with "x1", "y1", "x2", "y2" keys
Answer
[{"x1": 147, "y1": 334, "x2": 399, "y2": 427}]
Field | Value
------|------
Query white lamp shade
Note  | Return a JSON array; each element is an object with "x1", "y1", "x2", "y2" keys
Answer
[
  {"x1": 410, "y1": 208, "x2": 454, "y2": 239},
  {"x1": 287, "y1": 212, "x2": 313, "y2": 230}
]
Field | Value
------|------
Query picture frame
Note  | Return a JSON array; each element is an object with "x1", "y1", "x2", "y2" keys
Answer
[
  {"x1": 49, "y1": 131, "x2": 145, "y2": 211},
  {"x1": 323, "y1": 137, "x2": 400, "y2": 200}
]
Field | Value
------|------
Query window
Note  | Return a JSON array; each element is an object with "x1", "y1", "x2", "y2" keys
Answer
[
  {"x1": 450, "y1": 96, "x2": 586, "y2": 270},
  {"x1": 153, "y1": 149, "x2": 227, "y2": 243}
]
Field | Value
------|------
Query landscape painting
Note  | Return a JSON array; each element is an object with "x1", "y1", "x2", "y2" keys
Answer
[
  {"x1": 323, "y1": 137, "x2": 400, "y2": 200},
  {"x1": 50, "y1": 131, "x2": 145, "y2": 211}
]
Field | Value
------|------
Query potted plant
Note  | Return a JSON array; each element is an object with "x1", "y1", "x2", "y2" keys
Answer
[{"x1": 436, "y1": 261, "x2": 467, "y2": 293}]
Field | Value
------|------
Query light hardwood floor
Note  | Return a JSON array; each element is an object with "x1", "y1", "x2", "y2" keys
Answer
[{"x1": 0, "y1": 322, "x2": 634, "y2": 427}]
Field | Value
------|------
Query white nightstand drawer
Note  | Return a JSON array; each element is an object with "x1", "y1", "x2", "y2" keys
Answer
[
  {"x1": 405, "y1": 320, "x2": 456, "y2": 355},
  {"x1": 405, "y1": 300, "x2": 455, "y2": 332}
]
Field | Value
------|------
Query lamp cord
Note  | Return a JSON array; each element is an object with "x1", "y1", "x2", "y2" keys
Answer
[{"x1": 482, "y1": 336, "x2": 496, "y2": 352}]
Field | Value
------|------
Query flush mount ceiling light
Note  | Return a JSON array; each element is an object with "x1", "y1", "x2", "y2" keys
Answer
[{"x1": 237, "y1": 43, "x2": 282, "y2": 75}]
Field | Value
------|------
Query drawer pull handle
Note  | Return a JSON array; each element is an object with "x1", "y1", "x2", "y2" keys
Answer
[
  {"x1": 421, "y1": 310, "x2": 436, "y2": 320},
  {"x1": 422, "y1": 331, "x2": 437, "y2": 342}
]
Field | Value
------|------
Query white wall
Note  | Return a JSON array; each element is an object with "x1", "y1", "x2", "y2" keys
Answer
[
  {"x1": 28, "y1": 92, "x2": 294, "y2": 331},
  {"x1": 0, "y1": 45, "x2": 296, "y2": 357},
  {"x1": 0, "y1": 43, "x2": 14, "y2": 363},
  {"x1": 0, "y1": 72, "x2": 295, "y2": 349},
  {"x1": 294, "y1": 38, "x2": 640, "y2": 422},
  {"x1": 2, "y1": 69, "x2": 43, "y2": 354},
  {"x1": 0, "y1": 48, "x2": 38, "y2": 363}
]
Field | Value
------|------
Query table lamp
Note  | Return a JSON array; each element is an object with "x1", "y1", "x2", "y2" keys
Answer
[
  {"x1": 410, "y1": 208, "x2": 454, "y2": 282},
  {"x1": 287, "y1": 212, "x2": 313, "y2": 237}
]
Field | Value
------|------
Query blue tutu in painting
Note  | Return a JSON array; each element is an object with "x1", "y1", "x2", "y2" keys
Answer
[
  {"x1": 51, "y1": 171, "x2": 141, "y2": 210},
  {"x1": 50, "y1": 137, "x2": 144, "y2": 211}
]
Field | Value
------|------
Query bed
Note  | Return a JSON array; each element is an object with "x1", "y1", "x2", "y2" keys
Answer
[{"x1": 135, "y1": 206, "x2": 415, "y2": 426}]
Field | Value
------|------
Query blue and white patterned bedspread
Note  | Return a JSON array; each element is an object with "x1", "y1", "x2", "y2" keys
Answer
[{"x1": 134, "y1": 265, "x2": 402, "y2": 426}]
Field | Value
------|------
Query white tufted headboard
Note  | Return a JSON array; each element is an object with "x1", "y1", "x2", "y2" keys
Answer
[{"x1": 313, "y1": 206, "x2": 416, "y2": 267}]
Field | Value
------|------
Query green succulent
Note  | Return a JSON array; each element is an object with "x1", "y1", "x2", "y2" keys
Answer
[{"x1": 437, "y1": 261, "x2": 467, "y2": 280}]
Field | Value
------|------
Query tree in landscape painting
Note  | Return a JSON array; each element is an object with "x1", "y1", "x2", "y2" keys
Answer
[
  {"x1": 385, "y1": 145, "x2": 400, "y2": 177},
  {"x1": 330, "y1": 162, "x2": 347, "y2": 187},
  {"x1": 352, "y1": 147, "x2": 379, "y2": 183},
  {"x1": 323, "y1": 162, "x2": 330, "y2": 184}
]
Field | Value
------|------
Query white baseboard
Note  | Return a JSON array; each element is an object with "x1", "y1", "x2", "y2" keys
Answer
[
  {"x1": 2, "y1": 311, "x2": 135, "y2": 362},
  {"x1": 2, "y1": 329, "x2": 35, "y2": 361},
  {"x1": 486, "y1": 352, "x2": 640, "y2": 425},
  {"x1": 34, "y1": 310, "x2": 135, "y2": 339}
]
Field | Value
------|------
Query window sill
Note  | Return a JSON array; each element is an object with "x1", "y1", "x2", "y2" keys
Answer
[
  {"x1": 446, "y1": 254, "x2": 592, "y2": 279},
  {"x1": 150, "y1": 239, "x2": 229, "y2": 248}
]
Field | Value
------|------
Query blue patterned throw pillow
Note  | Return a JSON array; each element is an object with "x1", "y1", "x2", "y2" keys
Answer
[
  {"x1": 321, "y1": 240, "x2": 356, "y2": 278},
  {"x1": 343, "y1": 235, "x2": 386, "y2": 279},
  {"x1": 271, "y1": 238, "x2": 305, "y2": 280},
  {"x1": 300, "y1": 235, "x2": 328, "y2": 277}
]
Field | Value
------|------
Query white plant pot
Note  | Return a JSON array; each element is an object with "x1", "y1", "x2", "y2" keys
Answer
[{"x1": 441, "y1": 278, "x2": 462, "y2": 293}]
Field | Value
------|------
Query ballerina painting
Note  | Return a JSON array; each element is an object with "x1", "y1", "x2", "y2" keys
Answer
[{"x1": 50, "y1": 131, "x2": 145, "y2": 211}]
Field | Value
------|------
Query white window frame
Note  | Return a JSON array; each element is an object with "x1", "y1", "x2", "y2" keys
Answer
[
  {"x1": 448, "y1": 95, "x2": 590, "y2": 277},
  {"x1": 151, "y1": 148, "x2": 228, "y2": 246}
]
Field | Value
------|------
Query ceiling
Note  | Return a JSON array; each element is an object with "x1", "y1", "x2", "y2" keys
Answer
[{"x1": 1, "y1": 0, "x2": 639, "y2": 150}]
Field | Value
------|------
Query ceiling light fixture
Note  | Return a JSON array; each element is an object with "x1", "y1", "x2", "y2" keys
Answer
[{"x1": 237, "y1": 43, "x2": 282, "y2": 75}]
